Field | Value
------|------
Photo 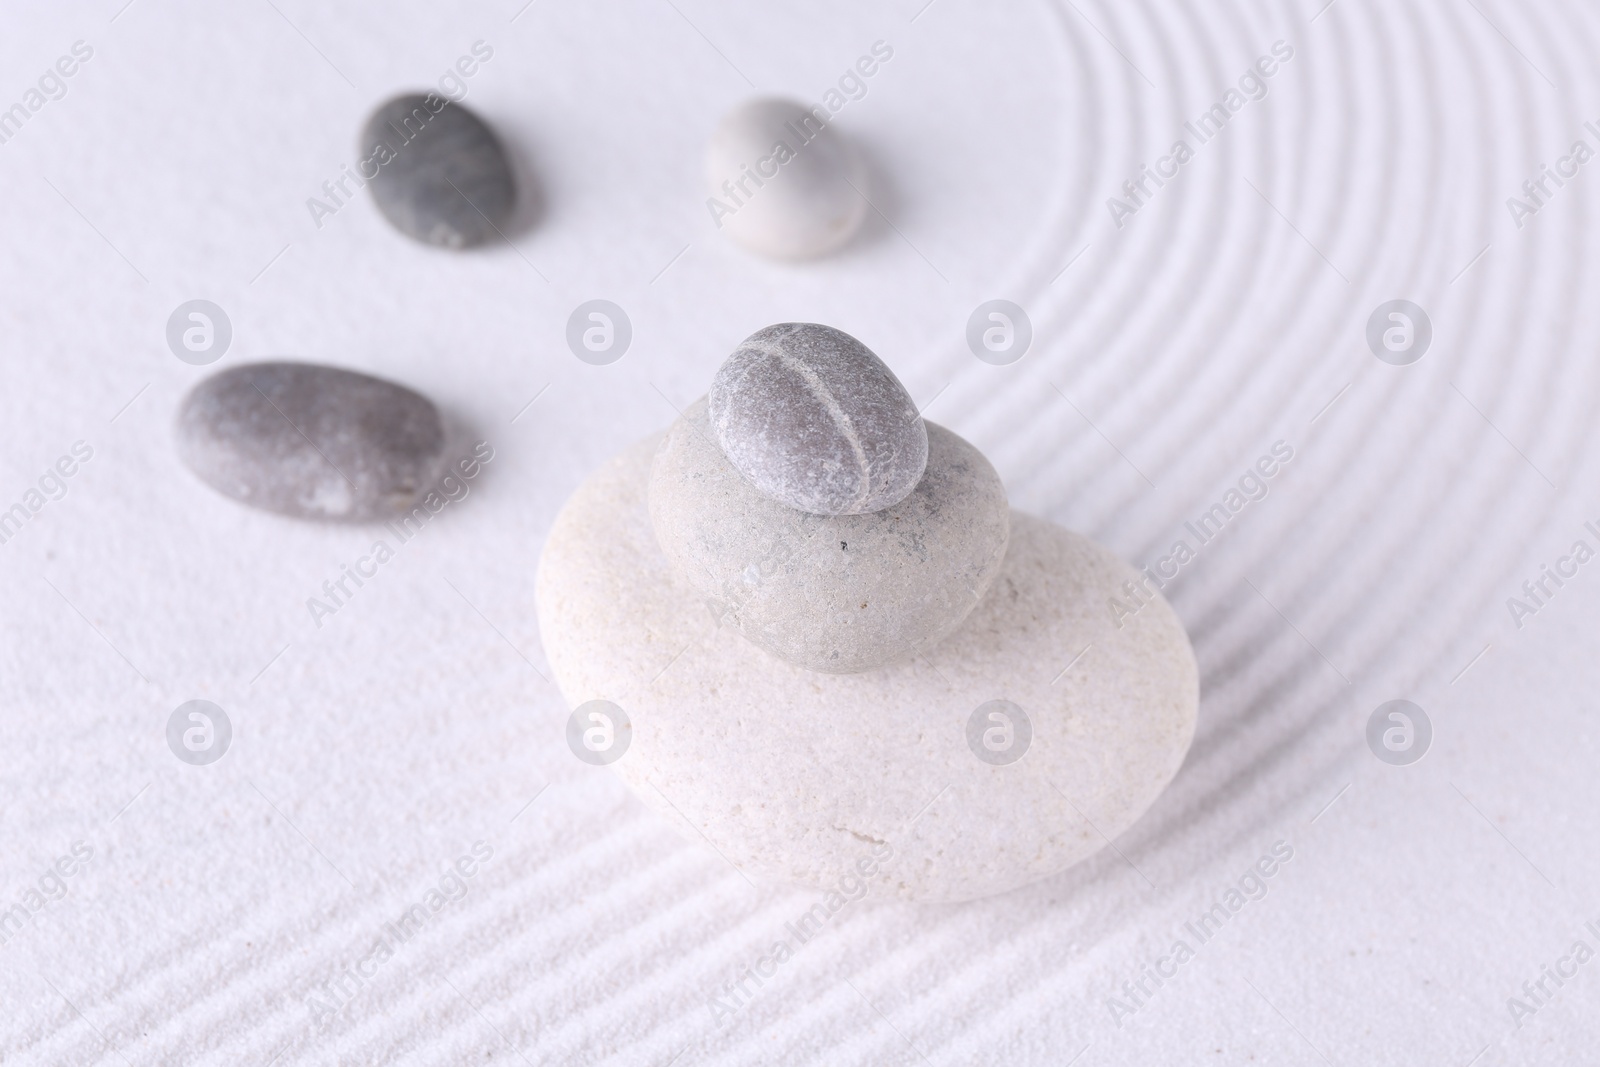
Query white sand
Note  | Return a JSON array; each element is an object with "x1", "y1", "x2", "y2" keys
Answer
[{"x1": 3, "y1": 1, "x2": 1599, "y2": 1063}]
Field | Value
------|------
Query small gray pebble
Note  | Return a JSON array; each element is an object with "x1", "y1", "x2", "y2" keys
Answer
[
  {"x1": 709, "y1": 323, "x2": 928, "y2": 515},
  {"x1": 176, "y1": 362, "x2": 445, "y2": 521},
  {"x1": 360, "y1": 94, "x2": 514, "y2": 249},
  {"x1": 650, "y1": 397, "x2": 1008, "y2": 673}
]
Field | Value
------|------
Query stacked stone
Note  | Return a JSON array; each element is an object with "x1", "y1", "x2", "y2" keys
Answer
[
  {"x1": 537, "y1": 323, "x2": 1200, "y2": 903},
  {"x1": 649, "y1": 323, "x2": 1009, "y2": 673}
]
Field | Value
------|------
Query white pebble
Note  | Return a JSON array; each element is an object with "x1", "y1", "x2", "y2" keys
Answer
[{"x1": 705, "y1": 97, "x2": 868, "y2": 259}]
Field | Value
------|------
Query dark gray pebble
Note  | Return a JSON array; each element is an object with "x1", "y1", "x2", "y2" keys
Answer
[
  {"x1": 176, "y1": 362, "x2": 445, "y2": 521},
  {"x1": 709, "y1": 323, "x2": 928, "y2": 515},
  {"x1": 360, "y1": 94, "x2": 514, "y2": 248}
]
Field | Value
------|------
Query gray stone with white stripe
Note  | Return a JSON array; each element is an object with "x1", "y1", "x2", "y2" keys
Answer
[{"x1": 708, "y1": 323, "x2": 928, "y2": 515}]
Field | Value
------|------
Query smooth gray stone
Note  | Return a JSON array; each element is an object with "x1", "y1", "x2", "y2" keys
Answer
[
  {"x1": 360, "y1": 94, "x2": 514, "y2": 248},
  {"x1": 709, "y1": 323, "x2": 928, "y2": 516},
  {"x1": 650, "y1": 397, "x2": 1007, "y2": 673},
  {"x1": 176, "y1": 362, "x2": 445, "y2": 521}
]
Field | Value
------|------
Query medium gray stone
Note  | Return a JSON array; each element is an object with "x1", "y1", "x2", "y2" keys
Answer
[
  {"x1": 360, "y1": 94, "x2": 514, "y2": 248},
  {"x1": 176, "y1": 362, "x2": 445, "y2": 521},
  {"x1": 709, "y1": 323, "x2": 927, "y2": 515},
  {"x1": 650, "y1": 397, "x2": 1007, "y2": 673}
]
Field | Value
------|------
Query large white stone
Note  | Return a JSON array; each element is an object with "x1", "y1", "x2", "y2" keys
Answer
[{"x1": 536, "y1": 437, "x2": 1199, "y2": 903}]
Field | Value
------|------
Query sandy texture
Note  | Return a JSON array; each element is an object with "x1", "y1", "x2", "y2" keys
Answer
[{"x1": 9, "y1": 2, "x2": 1600, "y2": 1061}]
